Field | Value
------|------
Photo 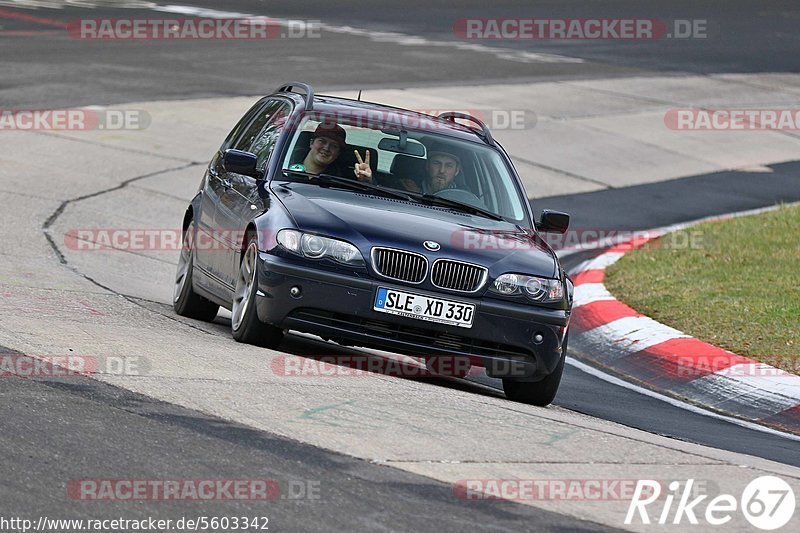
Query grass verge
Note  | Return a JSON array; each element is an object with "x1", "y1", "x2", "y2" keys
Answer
[{"x1": 604, "y1": 203, "x2": 799, "y2": 374}]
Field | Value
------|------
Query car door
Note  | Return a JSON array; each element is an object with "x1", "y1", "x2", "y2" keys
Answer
[
  {"x1": 193, "y1": 153, "x2": 230, "y2": 286},
  {"x1": 193, "y1": 99, "x2": 270, "y2": 293},
  {"x1": 215, "y1": 99, "x2": 291, "y2": 288}
]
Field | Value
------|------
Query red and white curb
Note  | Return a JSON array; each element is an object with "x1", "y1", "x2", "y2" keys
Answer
[{"x1": 565, "y1": 208, "x2": 800, "y2": 437}]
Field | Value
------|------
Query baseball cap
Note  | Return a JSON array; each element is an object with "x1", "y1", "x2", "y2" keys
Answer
[
  {"x1": 427, "y1": 141, "x2": 461, "y2": 166},
  {"x1": 313, "y1": 122, "x2": 346, "y2": 149}
]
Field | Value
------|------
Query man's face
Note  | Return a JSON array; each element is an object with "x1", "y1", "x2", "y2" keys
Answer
[
  {"x1": 426, "y1": 153, "x2": 459, "y2": 193},
  {"x1": 309, "y1": 136, "x2": 341, "y2": 168}
]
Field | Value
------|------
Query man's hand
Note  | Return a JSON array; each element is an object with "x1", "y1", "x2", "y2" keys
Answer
[{"x1": 353, "y1": 150, "x2": 373, "y2": 182}]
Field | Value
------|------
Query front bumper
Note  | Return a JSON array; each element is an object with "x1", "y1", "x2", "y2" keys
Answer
[{"x1": 256, "y1": 253, "x2": 569, "y2": 380}]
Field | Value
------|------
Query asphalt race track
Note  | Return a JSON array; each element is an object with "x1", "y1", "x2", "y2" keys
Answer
[{"x1": 1, "y1": 1, "x2": 799, "y2": 531}]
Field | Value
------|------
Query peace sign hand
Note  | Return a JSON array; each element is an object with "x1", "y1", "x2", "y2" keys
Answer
[{"x1": 353, "y1": 149, "x2": 373, "y2": 182}]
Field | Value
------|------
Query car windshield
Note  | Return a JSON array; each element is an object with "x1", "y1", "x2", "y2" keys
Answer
[{"x1": 278, "y1": 112, "x2": 529, "y2": 224}]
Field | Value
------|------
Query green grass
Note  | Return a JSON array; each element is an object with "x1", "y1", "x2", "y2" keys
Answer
[{"x1": 604, "y1": 203, "x2": 800, "y2": 373}]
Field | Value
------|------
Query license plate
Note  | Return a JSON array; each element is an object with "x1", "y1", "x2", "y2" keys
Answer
[{"x1": 373, "y1": 287, "x2": 475, "y2": 328}]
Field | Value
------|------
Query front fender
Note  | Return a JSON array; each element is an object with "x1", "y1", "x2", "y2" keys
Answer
[
  {"x1": 184, "y1": 192, "x2": 202, "y2": 230},
  {"x1": 251, "y1": 195, "x2": 296, "y2": 253}
]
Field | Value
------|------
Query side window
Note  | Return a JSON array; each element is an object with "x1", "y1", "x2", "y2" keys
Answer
[
  {"x1": 233, "y1": 100, "x2": 291, "y2": 171},
  {"x1": 221, "y1": 98, "x2": 269, "y2": 150}
]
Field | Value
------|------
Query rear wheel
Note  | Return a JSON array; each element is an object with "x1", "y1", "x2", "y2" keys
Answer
[
  {"x1": 231, "y1": 233, "x2": 283, "y2": 349},
  {"x1": 502, "y1": 333, "x2": 568, "y2": 407},
  {"x1": 173, "y1": 221, "x2": 219, "y2": 321}
]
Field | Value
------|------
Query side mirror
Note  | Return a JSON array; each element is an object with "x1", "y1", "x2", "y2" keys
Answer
[
  {"x1": 223, "y1": 149, "x2": 261, "y2": 179},
  {"x1": 538, "y1": 210, "x2": 570, "y2": 234}
]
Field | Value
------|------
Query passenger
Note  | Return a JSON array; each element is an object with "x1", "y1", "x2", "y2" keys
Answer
[
  {"x1": 399, "y1": 142, "x2": 461, "y2": 194},
  {"x1": 289, "y1": 122, "x2": 346, "y2": 174},
  {"x1": 289, "y1": 122, "x2": 374, "y2": 182}
]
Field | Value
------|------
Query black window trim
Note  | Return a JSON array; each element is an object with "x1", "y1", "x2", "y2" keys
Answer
[{"x1": 223, "y1": 96, "x2": 297, "y2": 153}]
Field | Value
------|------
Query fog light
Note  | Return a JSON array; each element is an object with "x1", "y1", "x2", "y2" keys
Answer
[
  {"x1": 290, "y1": 286, "x2": 302, "y2": 298},
  {"x1": 533, "y1": 333, "x2": 544, "y2": 344}
]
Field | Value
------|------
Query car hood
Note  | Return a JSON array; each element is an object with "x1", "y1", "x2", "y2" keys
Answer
[{"x1": 272, "y1": 184, "x2": 558, "y2": 277}]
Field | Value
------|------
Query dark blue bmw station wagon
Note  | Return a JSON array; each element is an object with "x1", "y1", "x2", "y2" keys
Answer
[{"x1": 174, "y1": 82, "x2": 573, "y2": 405}]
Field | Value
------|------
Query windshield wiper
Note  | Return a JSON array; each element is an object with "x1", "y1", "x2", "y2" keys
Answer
[
  {"x1": 408, "y1": 192, "x2": 505, "y2": 221},
  {"x1": 281, "y1": 169, "x2": 414, "y2": 201}
]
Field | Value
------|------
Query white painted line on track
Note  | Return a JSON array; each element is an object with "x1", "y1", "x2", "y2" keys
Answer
[
  {"x1": 697, "y1": 367, "x2": 800, "y2": 406},
  {"x1": 152, "y1": 4, "x2": 584, "y2": 64},
  {"x1": 558, "y1": 202, "x2": 800, "y2": 259},
  {"x1": 565, "y1": 357, "x2": 800, "y2": 442},
  {"x1": 715, "y1": 364, "x2": 800, "y2": 401},
  {"x1": 585, "y1": 315, "x2": 689, "y2": 352},
  {"x1": 572, "y1": 283, "x2": 614, "y2": 308},
  {"x1": 581, "y1": 251, "x2": 625, "y2": 270}
]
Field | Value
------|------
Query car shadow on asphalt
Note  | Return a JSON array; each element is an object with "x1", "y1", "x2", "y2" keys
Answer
[{"x1": 206, "y1": 311, "x2": 506, "y2": 400}]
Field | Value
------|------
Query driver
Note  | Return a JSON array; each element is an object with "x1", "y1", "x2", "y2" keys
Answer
[{"x1": 399, "y1": 142, "x2": 461, "y2": 194}]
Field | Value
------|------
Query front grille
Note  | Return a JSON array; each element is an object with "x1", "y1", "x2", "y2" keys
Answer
[
  {"x1": 288, "y1": 309, "x2": 533, "y2": 360},
  {"x1": 431, "y1": 259, "x2": 487, "y2": 292},
  {"x1": 371, "y1": 247, "x2": 427, "y2": 284}
]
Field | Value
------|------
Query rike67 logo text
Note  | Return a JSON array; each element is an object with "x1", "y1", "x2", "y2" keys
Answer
[{"x1": 626, "y1": 476, "x2": 795, "y2": 530}]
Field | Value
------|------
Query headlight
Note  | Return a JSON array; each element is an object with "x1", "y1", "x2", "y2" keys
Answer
[
  {"x1": 489, "y1": 273, "x2": 564, "y2": 303},
  {"x1": 278, "y1": 229, "x2": 301, "y2": 253},
  {"x1": 277, "y1": 230, "x2": 364, "y2": 266},
  {"x1": 302, "y1": 234, "x2": 326, "y2": 258}
]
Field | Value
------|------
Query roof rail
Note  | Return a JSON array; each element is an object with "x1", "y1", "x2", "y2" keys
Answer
[
  {"x1": 437, "y1": 112, "x2": 494, "y2": 145},
  {"x1": 275, "y1": 81, "x2": 315, "y2": 111}
]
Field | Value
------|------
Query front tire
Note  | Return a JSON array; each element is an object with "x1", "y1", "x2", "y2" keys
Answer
[
  {"x1": 173, "y1": 220, "x2": 219, "y2": 321},
  {"x1": 502, "y1": 333, "x2": 568, "y2": 407},
  {"x1": 231, "y1": 233, "x2": 283, "y2": 349}
]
